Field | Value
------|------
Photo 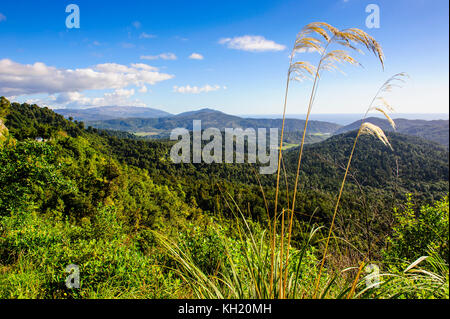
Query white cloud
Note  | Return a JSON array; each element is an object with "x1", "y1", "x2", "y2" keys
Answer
[
  {"x1": 140, "y1": 53, "x2": 177, "y2": 60},
  {"x1": 96, "y1": 88, "x2": 139, "y2": 106},
  {"x1": 160, "y1": 53, "x2": 177, "y2": 60},
  {"x1": 0, "y1": 13, "x2": 6, "y2": 22},
  {"x1": 138, "y1": 86, "x2": 148, "y2": 93},
  {"x1": 173, "y1": 84, "x2": 225, "y2": 94},
  {"x1": 130, "y1": 63, "x2": 159, "y2": 71},
  {"x1": 0, "y1": 59, "x2": 174, "y2": 96},
  {"x1": 45, "y1": 88, "x2": 148, "y2": 109},
  {"x1": 55, "y1": 92, "x2": 93, "y2": 106},
  {"x1": 139, "y1": 32, "x2": 156, "y2": 39},
  {"x1": 219, "y1": 35, "x2": 285, "y2": 52},
  {"x1": 189, "y1": 53, "x2": 204, "y2": 60},
  {"x1": 19, "y1": 91, "x2": 147, "y2": 110}
]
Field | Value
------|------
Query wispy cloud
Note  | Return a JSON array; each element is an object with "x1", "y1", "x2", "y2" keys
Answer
[
  {"x1": 175, "y1": 36, "x2": 189, "y2": 42},
  {"x1": 173, "y1": 84, "x2": 225, "y2": 94},
  {"x1": 121, "y1": 42, "x2": 136, "y2": 49},
  {"x1": 138, "y1": 86, "x2": 148, "y2": 93},
  {"x1": 189, "y1": 53, "x2": 204, "y2": 60},
  {"x1": 0, "y1": 13, "x2": 6, "y2": 22},
  {"x1": 139, "y1": 32, "x2": 156, "y2": 39},
  {"x1": 219, "y1": 35, "x2": 285, "y2": 52},
  {"x1": 0, "y1": 59, "x2": 174, "y2": 96},
  {"x1": 140, "y1": 53, "x2": 177, "y2": 60},
  {"x1": 132, "y1": 21, "x2": 142, "y2": 29},
  {"x1": 130, "y1": 63, "x2": 159, "y2": 71}
]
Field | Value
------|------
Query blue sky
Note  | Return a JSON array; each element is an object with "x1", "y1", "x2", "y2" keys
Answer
[{"x1": 0, "y1": 0, "x2": 448, "y2": 115}]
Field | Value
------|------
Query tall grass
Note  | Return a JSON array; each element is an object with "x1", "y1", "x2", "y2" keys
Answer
[
  {"x1": 155, "y1": 205, "x2": 448, "y2": 299},
  {"x1": 355, "y1": 251, "x2": 449, "y2": 299},
  {"x1": 314, "y1": 73, "x2": 408, "y2": 295},
  {"x1": 274, "y1": 22, "x2": 384, "y2": 298},
  {"x1": 156, "y1": 22, "x2": 447, "y2": 300},
  {"x1": 155, "y1": 212, "x2": 448, "y2": 299},
  {"x1": 155, "y1": 207, "x2": 348, "y2": 299}
]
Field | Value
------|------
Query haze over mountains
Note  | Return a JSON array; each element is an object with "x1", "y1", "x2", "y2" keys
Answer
[
  {"x1": 53, "y1": 106, "x2": 449, "y2": 147},
  {"x1": 85, "y1": 108, "x2": 340, "y2": 134},
  {"x1": 244, "y1": 113, "x2": 449, "y2": 125},
  {"x1": 55, "y1": 106, "x2": 172, "y2": 122}
]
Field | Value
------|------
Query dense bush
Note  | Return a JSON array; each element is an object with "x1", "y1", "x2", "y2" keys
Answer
[
  {"x1": 0, "y1": 98, "x2": 448, "y2": 299},
  {"x1": 385, "y1": 195, "x2": 449, "y2": 265}
]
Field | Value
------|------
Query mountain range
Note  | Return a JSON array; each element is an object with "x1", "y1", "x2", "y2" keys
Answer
[
  {"x1": 54, "y1": 106, "x2": 449, "y2": 146},
  {"x1": 55, "y1": 106, "x2": 172, "y2": 122},
  {"x1": 84, "y1": 108, "x2": 341, "y2": 135},
  {"x1": 336, "y1": 117, "x2": 449, "y2": 146}
]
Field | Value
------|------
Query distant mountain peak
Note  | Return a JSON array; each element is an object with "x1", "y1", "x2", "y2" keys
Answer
[
  {"x1": 54, "y1": 105, "x2": 172, "y2": 122},
  {"x1": 175, "y1": 108, "x2": 229, "y2": 117},
  {"x1": 185, "y1": 108, "x2": 222, "y2": 113},
  {"x1": 198, "y1": 108, "x2": 223, "y2": 113}
]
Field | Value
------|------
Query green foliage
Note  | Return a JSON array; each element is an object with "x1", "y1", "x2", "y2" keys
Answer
[
  {"x1": 0, "y1": 98, "x2": 448, "y2": 299},
  {"x1": 385, "y1": 195, "x2": 449, "y2": 264},
  {"x1": 155, "y1": 216, "x2": 357, "y2": 299},
  {"x1": 0, "y1": 206, "x2": 183, "y2": 299},
  {"x1": 356, "y1": 252, "x2": 449, "y2": 299},
  {"x1": 5, "y1": 101, "x2": 83, "y2": 140},
  {"x1": 0, "y1": 141, "x2": 74, "y2": 216},
  {"x1": 0, "y1": 96, "x2": 11, "y2": 119},
  {"x1": 178, "y1": 223, "x2": 226, "y2": 275}
]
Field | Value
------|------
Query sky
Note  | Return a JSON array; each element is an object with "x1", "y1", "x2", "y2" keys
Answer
[{"x1": 0, "y1": 0, "x2": 448, "y2": 115}]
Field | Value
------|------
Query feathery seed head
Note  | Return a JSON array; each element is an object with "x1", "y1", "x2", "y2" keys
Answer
[
  {"x1": 336, "y1": 28, "x2": 384, "y2": 69},
  {"x1": 373, "y1": 107, "x2": 396, "y2": 130},
  {"x1": 376, "y1": 97, "x2": 395, "y2": 112},
  {"x1": 292, "y1": 23, "x2": 384, "y2": 79},
  {"x1": 359, "y1": 122, "x2": 393, "y2": 150},
  {"x1": 290, "y1": 61, "x2": 317, "y2": 82}
]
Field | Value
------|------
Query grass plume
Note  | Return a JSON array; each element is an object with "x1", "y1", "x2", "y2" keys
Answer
[
  {"x1": 313, "y1": 73, "x2": 408, "y2": 296},
  {"x1": 273, "y1": 22, "x2": 385, "y2": 297}
]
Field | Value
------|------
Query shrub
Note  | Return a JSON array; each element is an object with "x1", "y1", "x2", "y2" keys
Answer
[{"x1": 385, "y1": 195, "x2": 449, "y2": 265}]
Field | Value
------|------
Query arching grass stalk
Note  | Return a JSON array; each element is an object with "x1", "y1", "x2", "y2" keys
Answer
[
  {"x1": 278, "y1": 154, "x2": 291, "y2": 296},
  {"x1": 313, "y1": 73, "x2": 408, "y2": 297},
  {"x1": 270, "y1": 50, "x2": 295, "y2": 297},
  {"x1": 279, "y1": 23, "x2": 385, "y2": 298}
]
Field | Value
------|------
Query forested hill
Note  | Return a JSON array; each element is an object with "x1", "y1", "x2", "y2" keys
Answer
[
  {"x1": 335, "y1": 117, "x2": 449, "y2": 146},
  {"x1": 285, "y1": 131, "x2": 449, "y2": 199},
  {"x1": 1, "y1": 97, "x2": 448, "y2": 299},
  {"x1": 1, "y1": 97, "x2": 448, "y2": 267},
  {"x1": 2, "y1": 99, "x2": 448, "y2": 204},
  {"x1": 86, "y1": 108, "x2": 342, "y2": 134}
]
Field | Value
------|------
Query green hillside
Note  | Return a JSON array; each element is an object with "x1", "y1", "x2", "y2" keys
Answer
[
  {"x1": 336, "y1": 117, "x2": 449, "y2": 146},
  {"x1": 1, "y1": 98, "x2": 448, "y2": 299}
]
